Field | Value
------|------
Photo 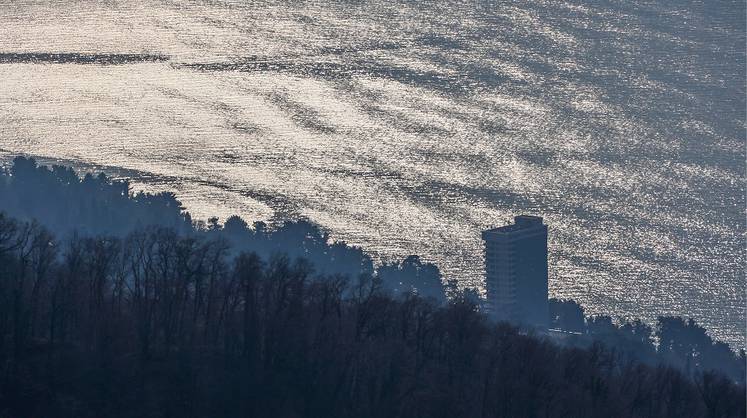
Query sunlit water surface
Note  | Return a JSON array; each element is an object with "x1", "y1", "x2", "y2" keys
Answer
[{"x1": 0, "y1": 0, "x2": 744, "y2": 347}]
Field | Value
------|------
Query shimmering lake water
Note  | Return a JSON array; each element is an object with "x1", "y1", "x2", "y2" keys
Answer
[{"x1": 0, "y1": 0, "x2": 744, "y2": 347}]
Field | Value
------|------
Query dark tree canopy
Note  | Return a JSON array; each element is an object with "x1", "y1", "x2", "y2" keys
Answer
[
  {"x1": 549, "y1": 298, "x2": 745, "y2": 384},
  {"x1": 0, "y1": 215, "x2": 742, "y2": 418}
]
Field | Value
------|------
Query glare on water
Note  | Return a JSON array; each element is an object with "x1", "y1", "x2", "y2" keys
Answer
[{"x1": 0, "y1": 0, "x2": 744, "y2": 347}]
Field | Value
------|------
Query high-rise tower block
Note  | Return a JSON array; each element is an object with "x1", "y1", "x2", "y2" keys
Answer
[{"x1": 482, "y1": 215, "x2": 548, "y2": 329}]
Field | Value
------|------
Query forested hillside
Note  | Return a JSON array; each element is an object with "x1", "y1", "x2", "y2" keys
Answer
[{"x1": 0, "y1": 157, "x2": 743, "y2": 417}]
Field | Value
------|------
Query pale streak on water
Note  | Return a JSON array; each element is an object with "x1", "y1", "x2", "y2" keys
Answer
[{"x1": 0, "y1": 0, "x2": 744, "y2": 347}]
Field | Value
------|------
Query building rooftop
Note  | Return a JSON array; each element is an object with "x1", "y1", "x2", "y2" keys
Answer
[{"x1": 483, "y1": 215, "x2": 545, "y2": 235}]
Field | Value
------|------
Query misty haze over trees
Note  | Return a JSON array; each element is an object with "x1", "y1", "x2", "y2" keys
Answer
[
  {"x1": 0, "y1": 157, "x2": 743, "y2": 417},
  {"x1": 0, "y1": 156, "x2": 446, "y2": 299}
]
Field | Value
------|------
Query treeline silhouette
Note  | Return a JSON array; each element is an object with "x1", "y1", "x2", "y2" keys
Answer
[
  {"x1": 0, "y1": 157, "x2": 446, "y2": 301},
  {"x1": 0, "y1": 156, "x2": 744, "y2": 417},
  {"x1": 0, "y1": 215, "x2": 743, "y2": 418},
  {"x1": 549, "y1": 299, "x2": 745, "y2": 385}
]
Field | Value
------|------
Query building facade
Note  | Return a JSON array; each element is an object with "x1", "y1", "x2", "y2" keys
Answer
[{"x1": 482, "y1": 215, "x2": 548, "y2": 329}]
